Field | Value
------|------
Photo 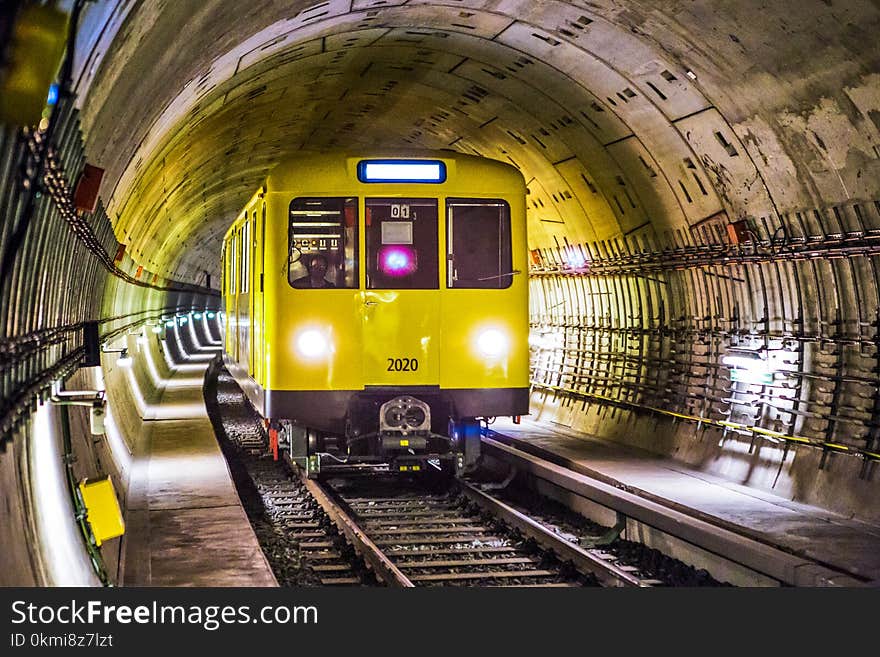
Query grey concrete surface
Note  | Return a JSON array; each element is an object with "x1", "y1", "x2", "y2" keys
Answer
[{"x1": 118, "y1": 333, "x2": 276, "y2": 587}]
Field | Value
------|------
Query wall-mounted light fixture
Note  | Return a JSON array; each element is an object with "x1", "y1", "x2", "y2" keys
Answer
[
  {"x1": 722, "y1": 348, "x2": 774, "y2": 385},
  {"x1": 49, "y1": 381, "x2": 106, "y2": 435},
  {"x1": 101, "y1": 345, "x2": 130, "y2": 366}
]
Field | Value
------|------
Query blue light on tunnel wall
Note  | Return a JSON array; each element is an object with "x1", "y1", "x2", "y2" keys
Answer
[{"x1": 46, "y1": 83, "x2": 59, "y2": 106}]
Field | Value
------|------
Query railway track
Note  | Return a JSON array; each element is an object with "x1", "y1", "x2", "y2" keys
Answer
[
  {"x1": 302, "y1": 474, "x2": 672, "y2": 587},
  {"x1": 234, "y1": 437, "x2": 369, "y2": 586},
  {"x1": 206, "y1": 359, "x2": 726, "y2": 587},
  {"x1": 206, "y1": 364, "x2": 374, "y2": 586},
  {"x1": 305, "y1": 477, "x2": 590, "y2": 587}
]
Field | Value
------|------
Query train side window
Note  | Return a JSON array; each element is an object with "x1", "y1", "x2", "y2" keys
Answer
[
  {"x1": 446, "y1": 199, "x2": 512, "y2": 288},
  {"x1": 365, "y1": 198, "x2": 438, "y2": 290},
  {"x1": 289, "y1": 197, "x2": 358, "y2": 289},
  {"x1": 237, "y1": 228, "x2": 243, "y2": 293},
  {"x1": 246, "y1": 217, "x2": 254, "y2": 292},
  {"x1": 241, "y1": 222, "x2": 250, "y2": 294},
  {"x1": 239, "y1": 224, "x2": 246, "y2": 294},
  {"x1": 221, "y1": 244, "x2": 226, "y2": 295}
]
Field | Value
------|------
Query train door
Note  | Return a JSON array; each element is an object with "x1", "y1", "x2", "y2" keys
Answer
[
  {"x1": 248, "y1": 211, "x2": 257, "y2": 376},
  {"x1": 237, "y1": 221, "x2": 250, "y2": 368},
  {"x1": 361, "y1": 197, "x2": 440, "y2": 385},
  {"x1": 230, "y1": 230, "x2": 239, "y2": 362},
  {"x1": 221, "y1": 242, "x2": 228, "y2": 352},
  {"x1": 253, "y1": 203, "x2": 266, "y2": 384}
]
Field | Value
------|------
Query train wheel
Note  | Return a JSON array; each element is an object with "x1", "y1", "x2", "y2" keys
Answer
[
  {"x1": 450, "y1": 417, "x2": 481, "y2": 473},
  {"x1": 307, "y1": 428, "x2": 324, "y2": 454}
]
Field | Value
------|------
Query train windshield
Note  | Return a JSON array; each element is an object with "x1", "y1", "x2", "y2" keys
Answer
[
  {"x1": 446, "y1": 199, "x2": 512, "y2": 289},
  {"x1": 365, "y1": 198, "x2": 438, "y2": 289},
  {"x1": 288, "y1": 198, "x2": 358, "y2": 289}
]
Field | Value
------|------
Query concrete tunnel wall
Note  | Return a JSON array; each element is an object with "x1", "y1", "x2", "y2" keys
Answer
[
  {"x1": 0, "y1": 189, "x2": 219, "y2": 585},
  {"x1": 0, "y1": 310, "x2": 221, "y2": 586}
]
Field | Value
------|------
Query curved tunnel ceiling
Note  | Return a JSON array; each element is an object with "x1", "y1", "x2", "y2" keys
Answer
[{"x1": 75, "y1": 0, "x2": 880, "y2": 284}]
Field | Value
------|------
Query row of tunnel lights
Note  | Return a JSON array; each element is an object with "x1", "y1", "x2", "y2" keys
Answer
[
  {"x1": 159, "y1": 311, "x2": 223, "y2": 330},
  {"x1": 107, "y1": 312, "x2": 223, "y2": 366}
]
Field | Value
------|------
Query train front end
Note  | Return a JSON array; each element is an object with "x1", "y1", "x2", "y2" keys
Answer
[{"x1": 243, "y1": 152, "x2": 529, "y2": 476}]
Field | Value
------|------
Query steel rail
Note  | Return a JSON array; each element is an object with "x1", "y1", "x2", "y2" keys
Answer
[
  {"x1": 482, "y1": 433, "x2": 865, "y2": 587},
  {"x1": 457, "y1": 479, "x2": 643, "y2": 587},
  {"x1": 297, "y1": 472, "x2": 414, "y2": 588}
]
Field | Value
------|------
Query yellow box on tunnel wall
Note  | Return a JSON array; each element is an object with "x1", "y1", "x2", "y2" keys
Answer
[{"x1": 78, "y1": 476, "x2": 125, "y2": 547}]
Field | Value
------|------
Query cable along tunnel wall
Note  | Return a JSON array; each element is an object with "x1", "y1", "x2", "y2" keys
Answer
[
  {"x1": 0, "y1": 96, "x2": 217, "y2": 444},
  {"x1": 528, "y1": 210, "x2": 880, "y2": 523},
  {"x1": 0, "y1": 95, "x2": 217, "y2": 584}
]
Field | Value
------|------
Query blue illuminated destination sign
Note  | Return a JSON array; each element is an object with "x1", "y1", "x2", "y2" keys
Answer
[{"x1": 357, "y1": 160, "x2": 446, "y2": 183}]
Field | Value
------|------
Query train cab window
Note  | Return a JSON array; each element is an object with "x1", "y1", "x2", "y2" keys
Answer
[
  {"x1": 289, "y1": 198, "x2": 358, "y2": 289},
  {"x1": 446, "y1": 199, "x2": 512, "y2": 288},
  {"x1": 366, "y1": 198, "x2": 438, "y2": 289}
]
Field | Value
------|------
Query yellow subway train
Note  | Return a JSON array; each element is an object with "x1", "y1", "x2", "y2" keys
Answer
[{"x1": 221, "y1": 151, "x2": 529, "y2": 476}]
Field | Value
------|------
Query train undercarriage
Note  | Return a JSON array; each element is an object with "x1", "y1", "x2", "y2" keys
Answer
[{"x1": 271, "y1": 393, "x2": 484, "y2": 478}]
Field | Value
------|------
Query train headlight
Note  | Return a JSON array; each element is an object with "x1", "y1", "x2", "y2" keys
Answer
[
  {"x1": 296, "y1": 330, "x2": 329, "y2": 359},
  {"x1": 476, "y1": 329, "x2": 508, "y2": 358}
]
